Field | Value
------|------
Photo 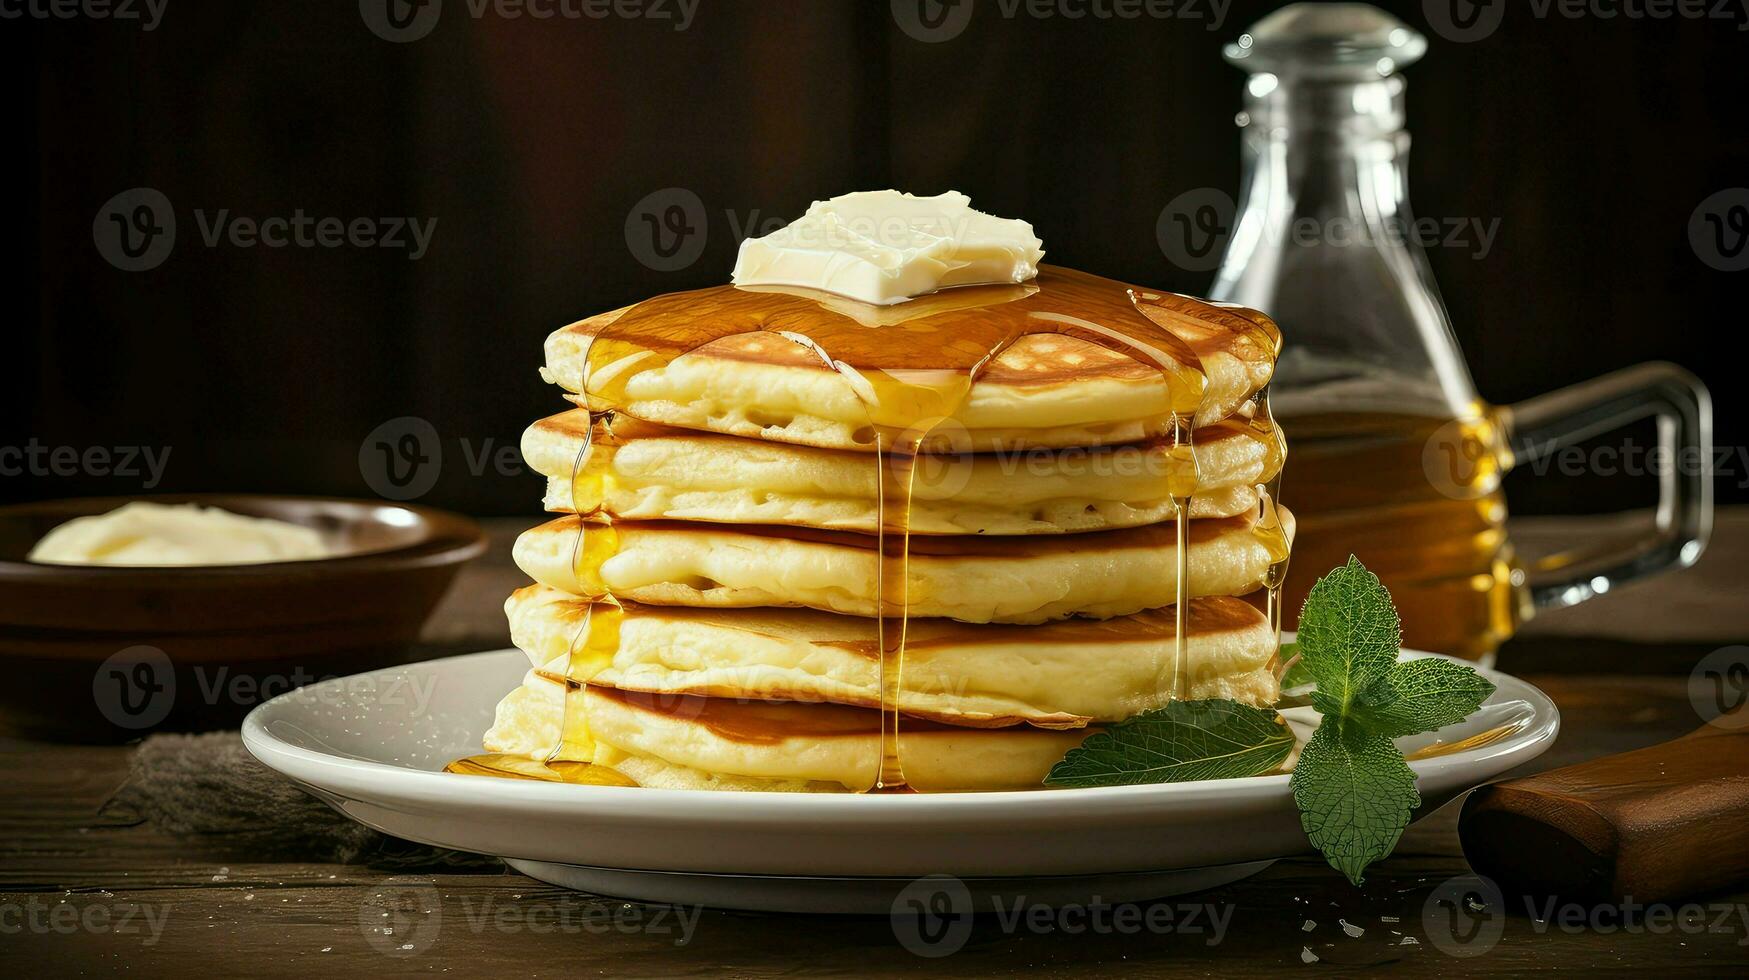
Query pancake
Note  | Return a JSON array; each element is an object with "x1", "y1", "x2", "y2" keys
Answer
[
  {"x1": 484, "y1": 680, "x2": 1094, "y2": 793},
  {"x1": 511, "y1": 510, "x2": 1293, "y2": 624},
  {"x1": 524, "y1": 411, "x2": 1277, "y2": 533},
  {"x1": 542, "y1": 266, "x2": 1279, "y2": 451},
  {"x1": 505, "y1": 585, "x2": 1280, "y2": 728}
]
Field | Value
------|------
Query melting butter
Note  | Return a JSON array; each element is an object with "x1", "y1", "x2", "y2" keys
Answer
[{"x1": 731, "y1": 190, "x2": 1045, "y2": 306}]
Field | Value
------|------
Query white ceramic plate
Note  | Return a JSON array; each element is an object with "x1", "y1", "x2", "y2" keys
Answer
[{"x1": 242, "y1": 647, "x2": 1557, "y2": 912}]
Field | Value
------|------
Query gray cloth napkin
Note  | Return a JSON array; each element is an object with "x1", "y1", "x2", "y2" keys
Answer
[{"x1": 103, "y1": 731, "x2": 500, "y2": 870}]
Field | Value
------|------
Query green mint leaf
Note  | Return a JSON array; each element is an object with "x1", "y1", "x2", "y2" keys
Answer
[
  {"x1": 1044, "y1": 699, "x2": 1294, "y2": 788},
  {"x1": 1299, "y1": 556, "x2": 1401, "y2": 723},
  {"x1": 1290, "y1": 723, "x2": 1420, "y2": 886},
  {"x1": 1277, "y1": 641, "x2": 1315, "y2": 691},
  {"x1": 1287, "y1": 556, "x2": 1500, "y2": 885},
  {"x1": 1359, "y1": 657, "x2": 1498, "y2": 739}
]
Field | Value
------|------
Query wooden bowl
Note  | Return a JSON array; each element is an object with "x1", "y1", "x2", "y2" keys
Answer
[{"x1": 0, "y1": 494, "x2": 487, "y2": 740}]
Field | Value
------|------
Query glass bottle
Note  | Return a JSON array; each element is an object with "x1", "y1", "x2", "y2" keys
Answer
[{"x1": 1211, "y1": 3, "x2": 1712, "y2": 661}]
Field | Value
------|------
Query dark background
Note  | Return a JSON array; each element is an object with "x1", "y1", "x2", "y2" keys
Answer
[{"x1": 8, "y1": 0, "x2": 1745, "y2": 516}]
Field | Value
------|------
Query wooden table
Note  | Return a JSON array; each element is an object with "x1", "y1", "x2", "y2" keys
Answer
[{"x1": 5, "y1": 511, "x2": 1748, "y2": 977}]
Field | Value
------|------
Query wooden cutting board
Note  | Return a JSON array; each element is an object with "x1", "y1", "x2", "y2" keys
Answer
[{"x1": 1460, "y1": 703, "x2": 1749, "y2": 904}]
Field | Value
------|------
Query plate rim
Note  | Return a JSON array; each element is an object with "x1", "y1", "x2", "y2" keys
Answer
[{"x1": 241, "y1": 645, "x2": 1560, "y2": 815}]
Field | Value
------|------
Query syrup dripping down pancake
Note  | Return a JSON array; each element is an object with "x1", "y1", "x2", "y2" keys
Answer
[
  {"x1": 542, "y1": 267, "x2": 1279, "y2": 452},
  {"x1": 503, "y1": 584, "x2": 1280, "y2": 729},
  {"x1": 512, "y1": 510, "x2": 1293, "y2": 625},
  {"x1": 523, "y1": 411, "x2": 1278, "y2": 533}
]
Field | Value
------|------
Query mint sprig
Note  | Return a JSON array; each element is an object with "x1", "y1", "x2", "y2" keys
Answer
[
  {"x1": 1044, "y1": 698, "x2": 1294, "y2": 787},
  {"x1": 1289, "y1": 556, "x2": 1496, "y2": 885},
  {"x1": 1038, "y1": 556, "x2": 1497, "y2": 889}
]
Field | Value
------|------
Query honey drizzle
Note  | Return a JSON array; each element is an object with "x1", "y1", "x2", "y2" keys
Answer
[
  {"x1": 1252, "y1": 387, "x2": 1293, "y2": 642},
  {"x1": 874, "y1": 436, "x2": 921, "y2": 787},
  {"x1": 1164, "y1": 416, "x2": 1200, "y2": 701},
  {"x1": 553, "y1": 412, "x2": 624, "y2": 767},
  {"x1": 541, "y1": 267, "x2": 1285, "y2": 790},
  {"x1": 443, "y1": 416, "x2": 634, "y2": 785},
  {"x1": 1402, "y1": 721, "x2": 1525, "y2": 760},
  {"x1": 443, "y1": 753, "x2": 638, "y2": 786}
]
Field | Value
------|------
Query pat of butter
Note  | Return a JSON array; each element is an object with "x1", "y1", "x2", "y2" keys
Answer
[
  {"x1": 731, "y1": 190, "x2": 1045, "y2": 306},
  {"x1": 28, "y1": 501, "x2": 330, "y2": 566}
]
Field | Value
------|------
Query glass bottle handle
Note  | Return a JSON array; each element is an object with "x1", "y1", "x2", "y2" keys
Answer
[{"x1": 1500, "y1": 362, "x2": 1714, "y2": 610}]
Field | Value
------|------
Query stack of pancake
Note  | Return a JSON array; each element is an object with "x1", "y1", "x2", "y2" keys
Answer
[{"x1": 482, "y1": 266, "x2": 1290, "y2": 792}]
